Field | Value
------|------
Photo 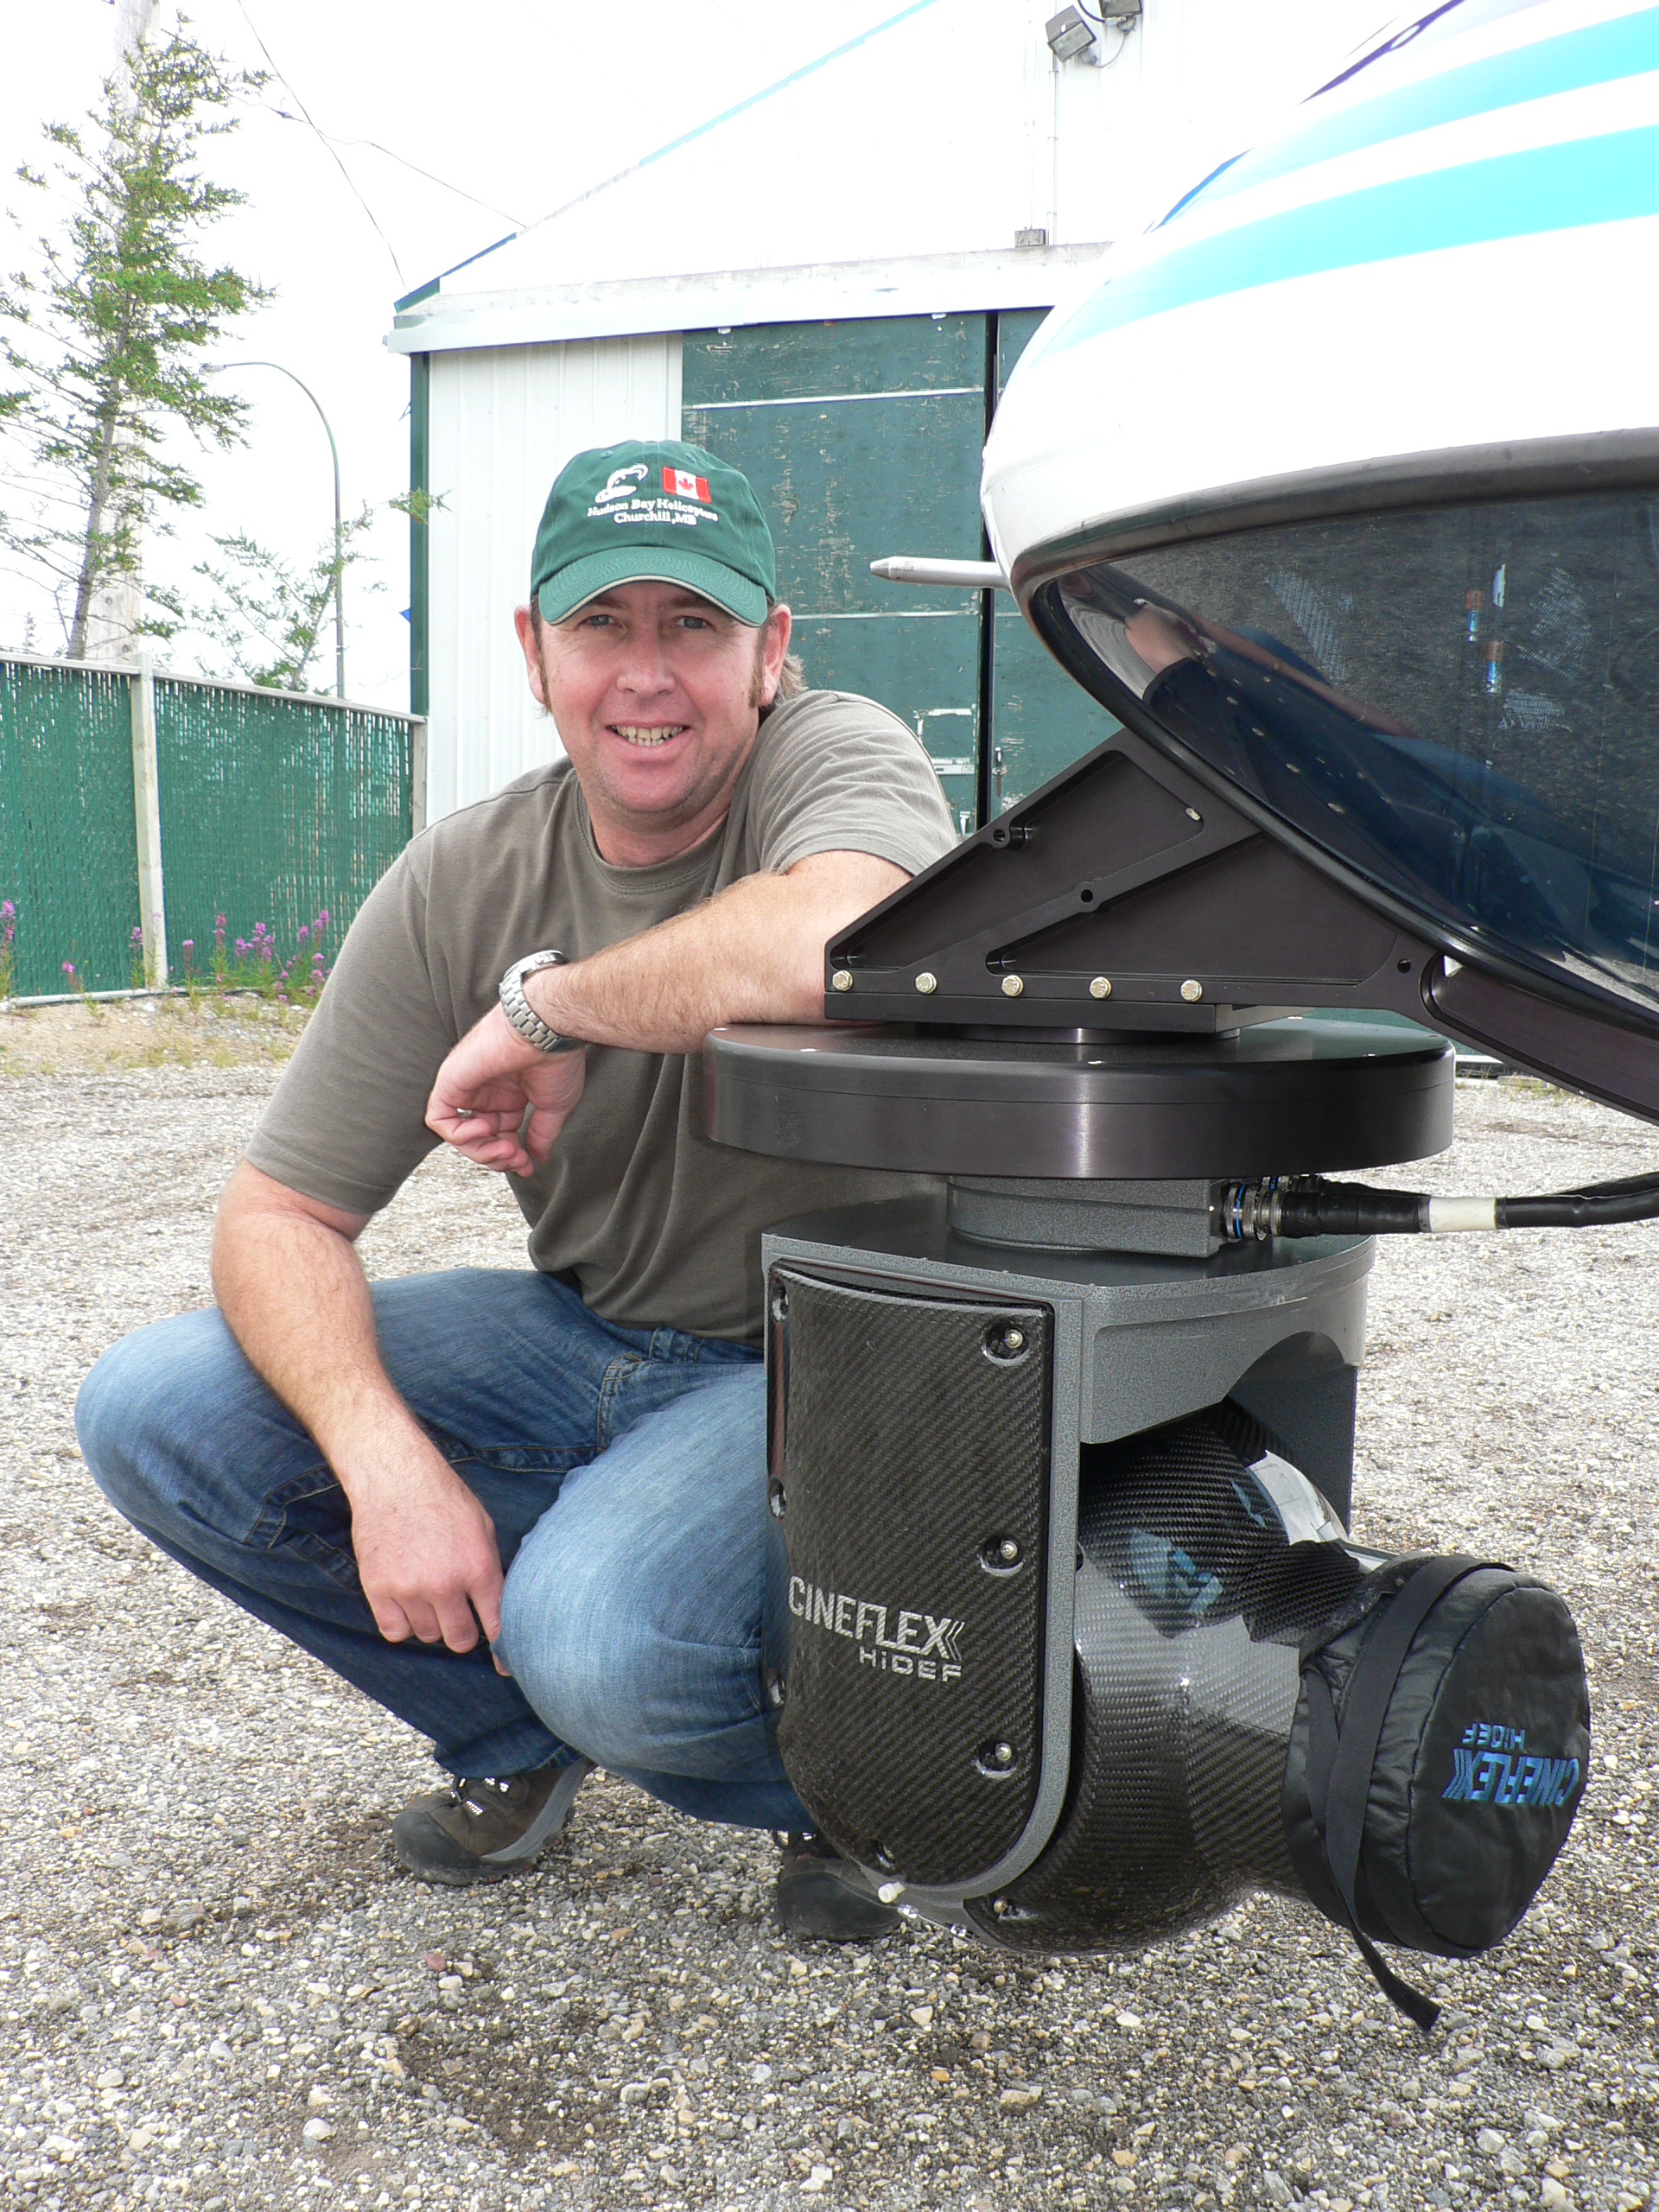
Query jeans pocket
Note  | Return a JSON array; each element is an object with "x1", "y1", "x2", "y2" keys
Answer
[
  {"x1": 252, "y1": 1468, "x2": 363, "y2": 1594},
  {"x1": 594, "y1": 1354, "x2": 647, "y2": 1453}
]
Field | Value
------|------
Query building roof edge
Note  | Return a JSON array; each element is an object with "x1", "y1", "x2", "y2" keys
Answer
[{"x1": 385, "y1": 244, "x2": 1110, "y2": 356}]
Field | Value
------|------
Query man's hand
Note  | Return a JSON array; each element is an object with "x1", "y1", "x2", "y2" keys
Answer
[
  {"x1": 425, "y1": 1004, "x2": 588, "y2": 1177},
  {"x1": 214, "y1": 1164, "x2": 511, "y2": 1672},
  {"x1": 346, "y1": 1444, "x2": 509, "y2": 1662}
]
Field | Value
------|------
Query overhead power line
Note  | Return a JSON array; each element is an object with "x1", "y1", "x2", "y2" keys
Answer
[
  {"x1": 268, "y1": 113, "x2": 527, "y2": 228},
  {"x1": 233, "y1": 0, "x2": 407, "y2": 284}
]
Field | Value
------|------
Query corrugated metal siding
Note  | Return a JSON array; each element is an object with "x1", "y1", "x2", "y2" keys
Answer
[
  {"x1": 989, "y1": 308, "x2": 1120, "y2": 811},
  {"x1": 682, "y1": 310, "x2": 1122, "y2": 829},
  {"x1": 683, "y1": 316, "x2": 990, "y2": 832},
  {"x1": 426, "y1": 335, "x2": 682, "y2": 820}
]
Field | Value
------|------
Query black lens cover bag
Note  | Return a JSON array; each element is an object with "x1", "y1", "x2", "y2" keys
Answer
[{"x1": 1284, "y1": 1554, "x2": 1589, "y2": 2024}]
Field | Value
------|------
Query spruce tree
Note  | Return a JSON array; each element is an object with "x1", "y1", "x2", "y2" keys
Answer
[
  {"x1": 189, "y1": 504, "x2": 379, "y2": 693},
  {"x1": 1, "y1": 28, "x2": 268, "y2": 657}
]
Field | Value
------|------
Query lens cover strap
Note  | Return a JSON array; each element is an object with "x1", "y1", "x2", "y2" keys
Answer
[{"x1": 1304, "y1": 1554, "x2": 1487, "y2": 2032}]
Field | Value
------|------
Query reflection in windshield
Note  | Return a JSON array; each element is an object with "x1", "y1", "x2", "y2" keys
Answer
[{"x1": 1052, "y1": 493, "x2": 1659, "y2": 1019}]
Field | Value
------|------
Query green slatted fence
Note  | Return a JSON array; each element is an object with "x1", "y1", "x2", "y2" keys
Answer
[
  {"x1": 0, "y1": 658, "x2": 140, "y2": 997},
  {"x1": 0, "y1": 654, "x2": 422, "y2": 1001}
]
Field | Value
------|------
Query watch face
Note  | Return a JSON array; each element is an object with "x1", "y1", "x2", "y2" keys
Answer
[{"x1": 1032, "y1": 486, "x2": 1659, "y2": 1035}]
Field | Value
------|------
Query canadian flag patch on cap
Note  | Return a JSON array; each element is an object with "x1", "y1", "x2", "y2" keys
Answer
[{"x1": 664, "y1": 466, "x2": 711, "y2": 503}]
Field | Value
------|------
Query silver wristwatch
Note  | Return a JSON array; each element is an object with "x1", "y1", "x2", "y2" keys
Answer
[{"x1": 499, "y1": 950, "x2": 583, "y2": 1052}]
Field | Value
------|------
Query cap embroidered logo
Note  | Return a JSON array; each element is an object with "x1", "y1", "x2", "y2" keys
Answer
[
  {"x1": 531, "y1": 438, "x2": 776, "y2": 624},
  {"x1": 594, "y1": 463, "x2": 648, "y2": 507}
]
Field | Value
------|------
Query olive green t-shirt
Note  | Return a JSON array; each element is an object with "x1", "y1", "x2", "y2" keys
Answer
[{"x1": 245, "y1": 689, "x2": 958, "y2": 1344}]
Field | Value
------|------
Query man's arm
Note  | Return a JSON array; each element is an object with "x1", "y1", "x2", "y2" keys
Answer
[
  {"x1": 544, "y1": 848, "x2": 904, "y2": 1051},
  {"x1": 213, "y1": 1161, "x2": 509, "y2": 1662},
  {"x1": 427, "y1": 848, "x2": 906, "y2": 1176}
]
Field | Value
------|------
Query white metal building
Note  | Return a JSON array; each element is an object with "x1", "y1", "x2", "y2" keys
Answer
[{"x1": 386, "y1": 0, "x2": 1397, "y2": 824}]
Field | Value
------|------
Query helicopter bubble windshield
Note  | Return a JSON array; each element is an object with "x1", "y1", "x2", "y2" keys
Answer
[{"x1": 1040, "y1": 491, "x2": 1659, "y2": 1020}]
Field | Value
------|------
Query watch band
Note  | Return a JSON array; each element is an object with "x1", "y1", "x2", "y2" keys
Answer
[{"x1": 499, "y1": 950, "x2": 583, "y2": 1053}]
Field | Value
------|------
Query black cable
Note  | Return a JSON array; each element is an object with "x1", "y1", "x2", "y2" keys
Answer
[
  {"x1": 1221, "y1": 1170, "x2": 1659, "y2": 1241},
  {"x1": 1497, "y1": 1172, "x2": 1659, "y2": 1230},
  {"x1": 1272, "y1": 1182, "x2": 1430, "y2": 1238}
]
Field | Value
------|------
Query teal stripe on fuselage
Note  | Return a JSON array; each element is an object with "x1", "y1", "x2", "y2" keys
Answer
[
  {"x1": 1046, "y1": 123, "x2": 1659, "y2": 357},
  {"x1": 1165, "y1": 6, "x2": 1659, "y2": 224}
]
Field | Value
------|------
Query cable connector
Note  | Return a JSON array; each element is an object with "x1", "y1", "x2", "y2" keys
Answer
[
  {"x1": 1218, "y1": 1169, "x2": 1659, "y2": 1241},
  {"x1": 1219, "y1": 1178, "x2": 1429, "y2": 1241}
]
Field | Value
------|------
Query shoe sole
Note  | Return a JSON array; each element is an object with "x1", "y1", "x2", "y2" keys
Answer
[
  {"x1": 776, "y1": 1904, "x2": 901, "y2": 1942},
  {"x1": 480, "y1": 1757, "x2": 593, "y2": 1865},
  {"x1": 392, "y1": 1758, "x2": 594, "y2": 1887},
  {"x1": 391, "y1": 1807, "x2": 519, "y2": 1885},
  {"x1": 774, "y1": 1864, "x2": 903, "y2": 1942}
]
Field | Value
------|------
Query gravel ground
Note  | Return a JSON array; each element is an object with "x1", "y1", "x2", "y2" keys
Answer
[{"x1": 2, "y1": 1002, "x2": 1656, "y2": 2212}]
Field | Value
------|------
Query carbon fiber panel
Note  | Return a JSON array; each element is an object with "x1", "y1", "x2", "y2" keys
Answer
[
  {"x1": 969, "y1": 1407, "x2": 1363, "y2": 1950},
  {"x1": 770, "y1": 1268, "x2": 1052, "y2": 1889}
]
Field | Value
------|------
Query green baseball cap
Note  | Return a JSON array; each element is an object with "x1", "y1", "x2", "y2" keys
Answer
[{"x1": 531, "y1": 439, "x2": 778, "y2": 626}]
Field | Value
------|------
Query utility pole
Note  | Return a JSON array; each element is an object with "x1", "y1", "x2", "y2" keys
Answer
[{"x1": 118, "y1": 0, "x2": 162, "y2": 42}]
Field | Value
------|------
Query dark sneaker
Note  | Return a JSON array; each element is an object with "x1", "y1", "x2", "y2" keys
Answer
[
  {"x1": 392, "y1": 1758, "x2": 593, "y2": 1886},
  {"x1": 773, "y1": 1832, "x2": 901, "y2": 1942}
]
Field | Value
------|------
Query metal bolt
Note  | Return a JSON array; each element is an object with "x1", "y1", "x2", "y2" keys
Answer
[
  {"x1": 876, "y1": 1882, "x2": 905, "y2": 1905},
  {"x1": 993, "y1": 1742, "x2": 1014, "y2": 1768},
  {"x1": 1001, "y1": 974, "x2": 1024, "y2": 997},
  {"x1": 915, "y1": 971, "x2": 938, "y2": 995},
  {"x1": 991, "y1": 1897, "x2": 1012, "y2": 1918},
  {"x1": 1180, "y1": 978, "x2": 1203, "y2": 1002},
  {"x1": 998, "y1": 1537, "x2": 1020, "y2": 1564},
  {"x1": 1089, "y1": 976, "x2": 1112, "y2": 999},
  {"x1": 830, "y1": 969, "x2": 855, "y2": 992},
  {"x1": 1002, "y1": 1327, "x2": 1025, "y2": 1351}
]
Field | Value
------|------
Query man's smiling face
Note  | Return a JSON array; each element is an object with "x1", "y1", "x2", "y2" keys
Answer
[{"x1": 516, "y1": 580, "x2": 791, "y2": 868}]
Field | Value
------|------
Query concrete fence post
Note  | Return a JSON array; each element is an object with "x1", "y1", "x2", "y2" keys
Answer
[
  {"x1": 130, "y1": 654, "x2": 168, "y2": 986},
  {"x1": 410, "y1": 715, "x2": 428, "y2": 838}
]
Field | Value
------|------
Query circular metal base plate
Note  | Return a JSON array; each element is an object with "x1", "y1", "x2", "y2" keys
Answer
[{"x1": 706, "y1": 1017, "x2": 1452, "y2": 1179}]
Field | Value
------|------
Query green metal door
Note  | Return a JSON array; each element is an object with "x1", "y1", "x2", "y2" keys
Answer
[
  {"x1": 988, "y1": 309, "x2": 1122, "y2": 814},
  {"x1": 683, "y1": 316, "x2": 990, "y2": 834},
  {"x1": 682, "y1": 308, "x2": 1122, "y2": 830}
]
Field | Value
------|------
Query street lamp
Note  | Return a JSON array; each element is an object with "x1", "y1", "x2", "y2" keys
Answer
[{"x1": 213, "y1": 360, "x2": 346, "y2": 699}]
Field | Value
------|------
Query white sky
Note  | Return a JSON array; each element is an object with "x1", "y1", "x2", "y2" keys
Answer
[{"x1": 0, "y1": 0, "x2": 1400, "y2": 709}]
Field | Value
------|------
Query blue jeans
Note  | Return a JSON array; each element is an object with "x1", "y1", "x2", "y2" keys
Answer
[{"x1": 75, "y1": 1269, "x2": 810, "y2": 1831}]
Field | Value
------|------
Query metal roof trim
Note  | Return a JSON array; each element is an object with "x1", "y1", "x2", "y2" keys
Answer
[{"x1": 385, "y1": 245, "x2": 1109, "y2": 356}]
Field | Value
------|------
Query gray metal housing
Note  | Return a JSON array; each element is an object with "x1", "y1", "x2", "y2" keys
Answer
[{"x1": 762, "y1": 1193, "x2": 1371, "y2": 1910}]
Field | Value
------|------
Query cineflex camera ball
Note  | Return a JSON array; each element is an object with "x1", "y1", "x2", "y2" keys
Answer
[{"x1": 708, "y1": 5, "x2": 1659, "y2": 2030}]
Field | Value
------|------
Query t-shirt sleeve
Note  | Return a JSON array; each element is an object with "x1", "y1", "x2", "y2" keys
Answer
[
  {"x1": 745, "y1": 690, "x2": 960, "y2": 877},
  {"x1": 243, "y1": 844, "x2": 455, "y2": 1216}
]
